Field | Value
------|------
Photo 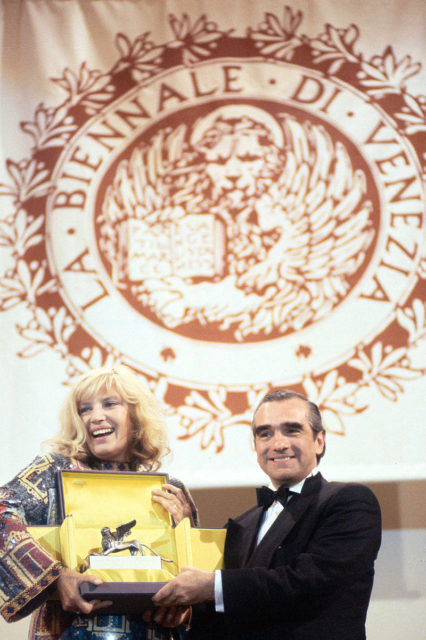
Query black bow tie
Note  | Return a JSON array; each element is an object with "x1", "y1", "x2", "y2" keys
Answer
[{"x1": 256, "y1": 485, "x2": 291, "y2": 508}]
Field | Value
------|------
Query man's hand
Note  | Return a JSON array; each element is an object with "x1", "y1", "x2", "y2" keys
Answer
[
  {"x1": 152, "y1": 567, "x2": 215, "y2": 607},
  {"x1": 56, "y1": 568, "x2": 112, "y2": 615}
]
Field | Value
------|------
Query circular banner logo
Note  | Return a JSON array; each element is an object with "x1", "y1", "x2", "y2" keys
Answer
[{"x1": 1, "y1": 10, "x2": 424, "y2": 447}]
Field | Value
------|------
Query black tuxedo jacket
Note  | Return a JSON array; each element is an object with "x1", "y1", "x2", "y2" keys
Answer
[{"x1": 189, "y1": 473, "x2": 381, "y2": 640}]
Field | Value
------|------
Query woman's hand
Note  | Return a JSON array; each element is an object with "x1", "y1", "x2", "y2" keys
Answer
[
  {"x1": 143, "y1": 605, "x2": 191, "y2": 628},
  {"x1": 56, "y1": 568, "x2": 112, "y2": 615},
  {"x1": 151, "y1": 483, "x2": 194, "y2": 525}
]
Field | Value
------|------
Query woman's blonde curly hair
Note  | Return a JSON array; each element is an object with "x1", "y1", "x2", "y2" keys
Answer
[{"x1": 47, "y1": 365, "x2": 169, "y2": 470}]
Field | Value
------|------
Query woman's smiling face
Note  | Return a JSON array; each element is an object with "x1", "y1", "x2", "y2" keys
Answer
[{"x1": 78, "y1": 387, "x2": 132, "y2": 462}]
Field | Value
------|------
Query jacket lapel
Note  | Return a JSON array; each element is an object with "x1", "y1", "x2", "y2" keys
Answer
[
  {"x1": 224, "y1": 506, "x2": 264, "y2": 569},
  {"x1": 247, "y1": 473, "x2": 324, "y2": 568}
]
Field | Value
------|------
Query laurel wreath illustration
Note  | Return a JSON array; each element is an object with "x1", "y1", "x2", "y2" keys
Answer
[{"x1": 0, "y1": 7, "x2": 424, "y2": 450}]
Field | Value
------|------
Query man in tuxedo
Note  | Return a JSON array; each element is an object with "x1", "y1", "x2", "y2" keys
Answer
[{"x1": 153, "y1": 389, "x2": 382, "y2": 639}]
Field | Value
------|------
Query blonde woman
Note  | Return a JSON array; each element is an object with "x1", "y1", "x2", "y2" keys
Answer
[{"x1": 0, "y1": 365, "x2": 197, "y2": 640}]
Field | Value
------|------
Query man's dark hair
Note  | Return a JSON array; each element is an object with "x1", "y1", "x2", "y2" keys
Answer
[{"x1": 252, "y1": 389, "x2": 326, "y2": 462}]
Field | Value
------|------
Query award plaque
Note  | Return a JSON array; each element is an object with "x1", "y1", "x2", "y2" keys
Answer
[{"x1": 26, "y1": 469, "x2": 226, "y2": 613}]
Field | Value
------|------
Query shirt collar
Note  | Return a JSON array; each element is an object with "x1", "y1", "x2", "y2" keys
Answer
[{"x1": 268, "y1": 470, "x2": 317, "y2": 495}]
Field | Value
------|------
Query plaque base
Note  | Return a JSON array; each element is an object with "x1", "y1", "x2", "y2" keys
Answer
[{"x1": 80, "y1": 581, "x2": 167, "y2": 613}]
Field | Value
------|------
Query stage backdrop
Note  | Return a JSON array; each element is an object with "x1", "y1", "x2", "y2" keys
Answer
[{"x1": 0, "y1": 0, "x2": 425, "y2": 488}]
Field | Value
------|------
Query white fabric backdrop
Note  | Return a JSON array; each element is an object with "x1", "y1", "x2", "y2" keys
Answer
[{"x1": 1, "y1": 0, "x2": 425, "y2": 488}]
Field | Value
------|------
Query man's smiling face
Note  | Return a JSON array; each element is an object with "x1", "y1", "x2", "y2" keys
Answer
[{"x1": 254, "y1": 398, "x2": 325, "y2": 489}]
